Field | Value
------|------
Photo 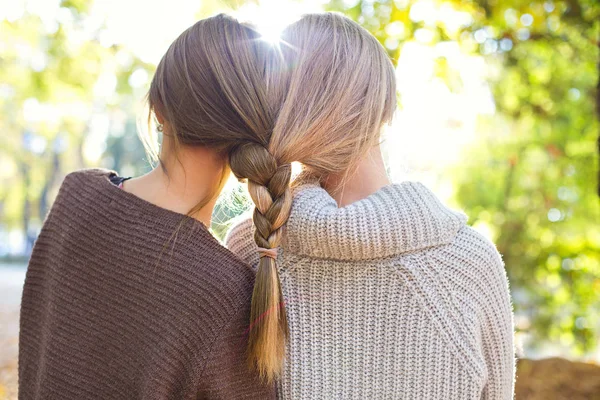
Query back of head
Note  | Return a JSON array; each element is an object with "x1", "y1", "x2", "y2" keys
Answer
[
  {"x1": 145, "y1": 12, "x2": 396, "y2": 383},
  {"x1": 269, "y1": 13, "x2": 396, "y2": 174}
]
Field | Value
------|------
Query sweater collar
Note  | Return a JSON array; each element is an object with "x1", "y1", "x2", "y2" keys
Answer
[{"x1": 283, "y1": 182, "x2": 468, "y2": 260}]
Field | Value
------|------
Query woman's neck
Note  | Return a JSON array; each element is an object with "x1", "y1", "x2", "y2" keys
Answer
[
  {"x1": 122, "y1": 139, "x2": 226, "y2": 227},
  {"x1": 322, "y1": 145, "x2": 391, "y2": 207}
]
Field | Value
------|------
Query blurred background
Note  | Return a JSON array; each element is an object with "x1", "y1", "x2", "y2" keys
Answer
[{"x1": 0, "y1": 0, "x2": 598, "y2": 398}]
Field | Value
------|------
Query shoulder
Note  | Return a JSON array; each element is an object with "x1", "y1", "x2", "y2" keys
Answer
[
  {"x1": 391, "y1": 225, "x2": 511, "y2": 383},
  {"x1": 62, "y1": 167, "x2": 117, "y2": 185},
  {"x1": 161, "y1": 217, "x2": 258, "y2": 308},
  {"x1": 186, "y1": 244, "x2": 257, "y2": 317},
  {"x1": 426, "y1": 225, "x2": 506, "y2": 280},
  {"x1": 449, "y1": 225, "x2": 508, "y2": 289},
  {"x1": 191, "y1": 236, "x2": 256, "y2": 285},
  {"x1": 38, "y1": 168, "x2": 114, "y2": 226},
  {"x1": 224, "y1": 215, "x2": 259, "y2": 268},
  {"x1": 51, "y1": 168, "x2": 115, "y2": 196},
  {"x1": 225, "y1": 214, "x2": 254, "y2": 244},
  {"x1": 455, "y1": 225, "x2": 504, "y2": 263},
  {"x1": 194, "y1": 252, "x2": 275, "y2": 397},
  {"x1": 180, "y1": 244, "x2": 259, "y2": 374},
  {"x1": 422, "y1": 224, "x2": 512, "y2": 321},
  {"x1": 405, "y1": 224, "x2": 512, "y2": 325},
  {"x1": 53, "y1": 168, "x2": 117, "y2": 206}
]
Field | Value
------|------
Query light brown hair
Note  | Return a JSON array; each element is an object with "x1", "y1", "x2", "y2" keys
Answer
[{"x1": 144, "y1": 12, "x2": 396, "y2": 383}]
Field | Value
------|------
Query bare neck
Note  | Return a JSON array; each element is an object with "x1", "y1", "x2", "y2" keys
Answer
[
  {"x1": 322, "y1": 145, "x2": 391, "y2": 207},
  {"x1": 121, "y1": 139, "x2": 226, "y2": 227}
]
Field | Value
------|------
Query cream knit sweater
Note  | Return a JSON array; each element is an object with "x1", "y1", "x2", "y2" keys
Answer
[{"x1": 226, "y1": 181, "x2": 515, "y2": 400}]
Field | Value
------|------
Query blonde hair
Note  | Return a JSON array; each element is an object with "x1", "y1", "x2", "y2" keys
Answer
[{"x1": 145, "y1": 12, "x2": 396, "y2": 383}]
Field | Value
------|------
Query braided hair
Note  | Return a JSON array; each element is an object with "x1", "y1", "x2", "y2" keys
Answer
[{"x1": 230, "y1": 143, "x2": 292, "y2": 379}]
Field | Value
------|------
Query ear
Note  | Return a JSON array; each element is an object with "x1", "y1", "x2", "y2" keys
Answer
[{"x1": 155, "y1": 110, "x2": 165, "y2": 125}]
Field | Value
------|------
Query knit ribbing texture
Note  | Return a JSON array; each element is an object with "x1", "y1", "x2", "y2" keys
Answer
[
  {"x1": 19, "y1": 168, "x2": 275, "y2": 400},
  {"x1": 226, "y1": 182, "x2": 516, "y2": 400}
]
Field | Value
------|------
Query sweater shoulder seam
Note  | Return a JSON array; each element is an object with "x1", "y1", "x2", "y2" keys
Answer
[
  {"x1": 391, "y1": 257, "x2": 487, "y2": 386},
  {"x1": 194, "y1": 287, "x2": 253, "y2": 386}
]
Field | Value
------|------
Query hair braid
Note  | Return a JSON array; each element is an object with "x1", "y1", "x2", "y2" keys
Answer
[{"x1": 229, "y1": 142, "x2": 292, "y2": 383}]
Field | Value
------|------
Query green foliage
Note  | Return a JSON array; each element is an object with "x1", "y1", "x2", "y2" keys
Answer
[
  {"x1": 0, "y1": 6, "x2": 153, "y2": 238},
  {"x1": 325, "y1": 0, "x2": 600, "y2": 354}
]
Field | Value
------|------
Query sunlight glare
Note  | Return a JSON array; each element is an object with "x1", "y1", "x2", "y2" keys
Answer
[
  {"x1": 233, "y1": 0, "x2": 322, "y2": 44},
  {"x1": 259, "y1": 23, "x2": 286, "y2": 44}
]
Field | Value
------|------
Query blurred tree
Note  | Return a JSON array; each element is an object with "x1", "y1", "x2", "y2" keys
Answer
[
  {"x1": 452, "y1": 0, "x2": 599, "y2": 357},
  {"x1": 325, "y1": 0, "x2": 600, "y2": 355},
  {"x1": 0, "y1": 0, "x2": 153, "y2": 248}
]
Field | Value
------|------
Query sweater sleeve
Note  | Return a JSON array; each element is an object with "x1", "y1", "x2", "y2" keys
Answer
[
  {"x1": 479, "y1": 245, "x2": 516, "y2": 400},
  {"x1": 196, "y1": 290, "x2": 275, "y2": 399},
  {"x1": 225, "y1": 217, "x2": 260, "y2": 270}
]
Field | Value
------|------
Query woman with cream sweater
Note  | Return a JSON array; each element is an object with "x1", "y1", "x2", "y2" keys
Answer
[{"x1": 226, "y1": 13, "x2": 515, "y2": 400}]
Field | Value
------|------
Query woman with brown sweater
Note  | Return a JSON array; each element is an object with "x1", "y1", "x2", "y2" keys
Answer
[{"x1": 19, "y1": 14, "x2": 291, "y2": 400}]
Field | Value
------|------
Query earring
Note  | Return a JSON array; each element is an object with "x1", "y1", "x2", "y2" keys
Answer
[{"x1": 157, "y1": 123, "x2": 164, "y2": 132}]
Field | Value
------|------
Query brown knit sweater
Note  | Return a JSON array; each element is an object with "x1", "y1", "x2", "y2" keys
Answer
[{"x1": 18, "y1": 168, "x2": 275, "y2": 400}]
